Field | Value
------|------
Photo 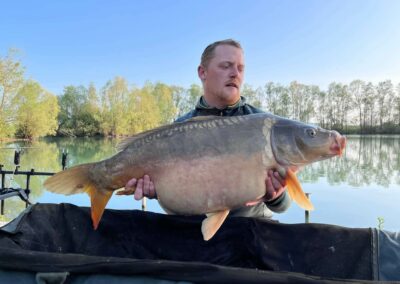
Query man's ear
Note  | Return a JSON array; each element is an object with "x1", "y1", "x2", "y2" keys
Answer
[{"x1": 198, "y1": 65, "x2": 206, "y2": 81}]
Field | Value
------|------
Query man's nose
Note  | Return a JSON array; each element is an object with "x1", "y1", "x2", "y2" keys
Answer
[{"x1": 229, "y1": 66, "x2": 240, "y2": 77}]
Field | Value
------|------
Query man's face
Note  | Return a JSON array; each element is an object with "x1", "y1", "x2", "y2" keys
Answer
[{"x1": 198, "y1": 44, "x2": 245, "y2": 108}]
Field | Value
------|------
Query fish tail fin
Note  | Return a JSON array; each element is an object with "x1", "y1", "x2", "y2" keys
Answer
[
  {"x1": 285, "y1": 169, "x2": 314, "y2": 211},
  {"x1": 44, "y1": 163, "x2": 113, "y2": 229}
]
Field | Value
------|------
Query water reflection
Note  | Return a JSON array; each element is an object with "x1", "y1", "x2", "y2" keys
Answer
[
  {"x1": 299, "y1": 135, "x2": 400, "y2": 188},
  {"x1": 0, "y1": 136, "x2": 399, "y2": 228},
  {"x1": 0, "y1": 137, "x2": 119, "y2": 220}
]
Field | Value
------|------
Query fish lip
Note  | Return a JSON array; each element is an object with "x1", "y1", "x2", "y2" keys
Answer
[{"x1": 329, "y1": 133, "x2": 346, "y2": 156}]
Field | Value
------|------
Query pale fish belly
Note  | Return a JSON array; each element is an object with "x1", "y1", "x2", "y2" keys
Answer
[{"x1": 147, "y1": 153, "x2": 273, "y2": 215}]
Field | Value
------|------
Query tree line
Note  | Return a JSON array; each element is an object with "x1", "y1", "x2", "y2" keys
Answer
[
  {"x1": 2, "y1": 50, "x2": 400, "y2": 139},
  {"x1": 245, "y1": 80, "x2": 400, "y2": 134}
]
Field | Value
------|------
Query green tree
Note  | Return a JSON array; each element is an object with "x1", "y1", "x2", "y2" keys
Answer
[
  {"x1": 58, "y1": 85, "x2": 100, "y2": 136},
  {"x1": 0, "y1": 50, "x2": 25, "y2": 137},
  {"x1": 100, "y1": 77, "x2": 130, "y2": 136},
  {"x1": 87, "y1": 83, "x2": 101, "y2": 119},
  {"x1": 241, "y1": 83, "x2": 261, "y2": 108},
  {"x1": 184, "y1": 84, "x2": 202, "y2": 113},
  {"x1": 58, "y1": 85, "x2": 85, "y2": 136},
  {"x1": 127, "y1": 86, "x2": 162, "y2": 134},
  {"x1": 81, "y1": 83, "x2": 101, "y2": 136},
  {"x1": 173, "y1": 84, "x2": 201, "y2": 117},
  {"x1": 171, "y1": 85, "x2": 186, "y2": 117},
  {"x1": 152, "y1": 82, "x2": 177, "y2": 124},
  {"x1": 14, "y1": 81, "x2": 59, "y2": 139}
]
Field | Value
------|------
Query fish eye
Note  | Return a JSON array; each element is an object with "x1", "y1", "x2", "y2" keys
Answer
[{"x1": 306, "y1": 128, "x2": 317, "y2": 137}]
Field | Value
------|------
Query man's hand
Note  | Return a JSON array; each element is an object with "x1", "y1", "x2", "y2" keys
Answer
[
  {"x1": 116, "y1": 175, "x2": 157, "y2": 200},
  {"x1": 264, "y1": 169, "x2": 287, "y2": 201}
]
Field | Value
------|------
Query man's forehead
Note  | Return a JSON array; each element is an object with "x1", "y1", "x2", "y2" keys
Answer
[{"x1": 213, "y1": 45, "x2": 244, "y2": 63}]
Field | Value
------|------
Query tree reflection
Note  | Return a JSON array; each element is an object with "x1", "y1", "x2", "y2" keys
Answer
[
  {"x1": 0, "y1": 137, "x2": 118, "y2": 221},
  {"x1": 298, "y1": 136, "x2": 400, "y2": 188}
]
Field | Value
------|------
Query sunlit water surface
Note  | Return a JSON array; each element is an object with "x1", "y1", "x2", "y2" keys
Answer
[{"x1": 1, "y1": 135, "x2": 399, "y2": 231}]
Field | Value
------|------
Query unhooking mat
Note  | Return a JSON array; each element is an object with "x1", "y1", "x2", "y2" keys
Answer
[{"x1": 0, "y1": 203, "x2": 399, "y2": 283}]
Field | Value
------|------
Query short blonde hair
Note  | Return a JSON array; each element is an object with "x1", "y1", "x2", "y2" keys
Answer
[{"x1": 200, "y1": 39, "x2": 242, "y2": 68}]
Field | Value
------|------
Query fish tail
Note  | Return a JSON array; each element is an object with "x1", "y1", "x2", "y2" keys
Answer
[
  {"x1": 44, "y1": 163, "x2": 95, "y2": 195},
  {"x1": 285, "y1": 168, "x2": 314, "y2": 211},
  {"x1": 44, "y1": 163, "x2": 113, "y2": 229}
]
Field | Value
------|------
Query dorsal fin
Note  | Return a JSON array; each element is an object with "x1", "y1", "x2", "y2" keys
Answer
[
  {"x1": 185, "y1": 115, "x2": 219, "y2": 121},
  {"x1": 117, "y1": 123, "x2": 179, "y2": 151},
  {"x1": 116, "y1": 116, "x2": 221, "y2": 151}
]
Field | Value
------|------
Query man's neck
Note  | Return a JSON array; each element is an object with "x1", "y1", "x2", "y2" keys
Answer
[{"x1": 202, "y1": 96, "x2": 241, "y2": 110}]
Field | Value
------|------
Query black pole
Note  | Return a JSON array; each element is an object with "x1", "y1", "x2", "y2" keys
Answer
[
  {"x1": 305, "y1": 193, "x2": 311, "y2": 223},
  {"x1": 14, "y1": 150, "x2": 21, "y2": 166},
  {"x1": 62, "y1": 150, "x2": 68, "y2": 170},
  {"x1": 1, "y1": 165, "x2": 4, "y2": 215},
  {"x1": 25, "y1": 169, "x2": 34, "y2": 207}
]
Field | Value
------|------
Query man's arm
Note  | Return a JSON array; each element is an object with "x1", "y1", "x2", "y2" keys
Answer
[{"x1": 265, "y1": 190, "x2": 291, "y2": 213}]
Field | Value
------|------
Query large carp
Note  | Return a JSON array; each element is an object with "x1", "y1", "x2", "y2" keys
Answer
[{"x1": 44, "y1": 113, "x2": 346, "y2": 240}]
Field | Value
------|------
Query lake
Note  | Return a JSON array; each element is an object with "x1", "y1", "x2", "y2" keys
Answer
[{"x1": 1, "y1": 136, "x2": 399, "y2": 231}]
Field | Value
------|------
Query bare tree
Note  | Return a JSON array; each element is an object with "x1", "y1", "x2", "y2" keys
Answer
[
  {"x1": 376, "y1": 80, "x2": 394, "y2": 129},
  {"x1": 348, "y1": 80, "x2": 366, "y2": 131}
]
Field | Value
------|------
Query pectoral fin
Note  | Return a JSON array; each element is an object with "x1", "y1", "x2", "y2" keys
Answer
[
  {"x1": 201, "y1": 209, "x2": 230, "y2": 241},
  {"x1": 285, "y1": 169, "x2": 314, "y2": 210},
  {"x1": 87, "y1": 185, "x2": 113, "y2": 229}
]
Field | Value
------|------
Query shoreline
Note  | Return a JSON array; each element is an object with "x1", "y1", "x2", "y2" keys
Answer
[{"x1": 2, "y1": 134, "x2": 400, "y2": 141}]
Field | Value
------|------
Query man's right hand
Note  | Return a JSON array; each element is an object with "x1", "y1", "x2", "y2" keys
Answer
[{"x1": 116, "y1": 175, "x2": 157, "y2": 200}]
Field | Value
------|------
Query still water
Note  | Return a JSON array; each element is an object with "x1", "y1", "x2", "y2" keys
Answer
[{"x1": 1, "y1": 136, "x2": 399, "y2": 231}]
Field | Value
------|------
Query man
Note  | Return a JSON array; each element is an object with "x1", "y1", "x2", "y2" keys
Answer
[{"x1": 118, "y1": 39, "x2": 291, "y2": 218}]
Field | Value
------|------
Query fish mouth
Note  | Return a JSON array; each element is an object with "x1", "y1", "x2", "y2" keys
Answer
[{"x1": 329, "y1": 132, "x2": 346, "y2": 156}]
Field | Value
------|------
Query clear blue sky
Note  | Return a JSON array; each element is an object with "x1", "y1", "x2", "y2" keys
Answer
[{"x1": 1, "y1": 0, "x2": 399, "y2": 95}]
